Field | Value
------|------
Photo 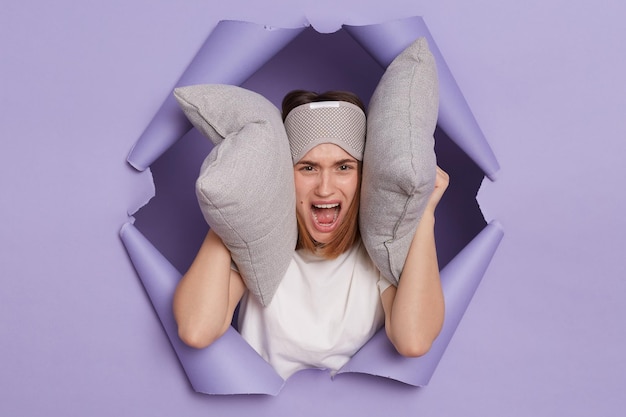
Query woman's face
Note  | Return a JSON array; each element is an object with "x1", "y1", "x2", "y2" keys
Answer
[{"x1": 294, "y1": 143, "x2": 360, "y2": 244}]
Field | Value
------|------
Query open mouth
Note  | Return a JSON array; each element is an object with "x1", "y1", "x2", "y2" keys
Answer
[{"x1": 312, "y1": 203, "x2": 340, "y2": 230}]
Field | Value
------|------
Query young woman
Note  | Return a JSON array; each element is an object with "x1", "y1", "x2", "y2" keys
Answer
[{"x1": 173, "y1": 90, "x2": 448, "y2": 379}]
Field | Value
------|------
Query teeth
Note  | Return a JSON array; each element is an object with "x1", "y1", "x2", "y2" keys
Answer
[{"x1": 314, "y1": 203, "x2": 339, "y2": 209}]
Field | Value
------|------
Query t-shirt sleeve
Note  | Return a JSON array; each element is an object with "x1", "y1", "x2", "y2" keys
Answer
[{"x1": 376, "y1": 274, "x2": 394, "y2": 295}]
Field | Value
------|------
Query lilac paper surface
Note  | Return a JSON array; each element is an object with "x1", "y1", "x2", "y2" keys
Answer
[
  {"x1": 5, "y1": 1, "x2": 626, "y2": 416},
  {"x1": 345, "y1": 16, "x2": 500, "y2": 180},
  {"x1": 339, "y1": 221, "x2": 504, "y2": 385},
  {"x1": 127, "y1": 20, "x2": 304, "y2": 171},
  {"x1": 120, "y1": 222, "x2": 284, "y2": 395}
]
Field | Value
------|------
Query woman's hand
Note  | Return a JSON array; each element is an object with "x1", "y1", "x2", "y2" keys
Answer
[{"x1": 425, "y1": 166, "x2": 449, "y2": 214}]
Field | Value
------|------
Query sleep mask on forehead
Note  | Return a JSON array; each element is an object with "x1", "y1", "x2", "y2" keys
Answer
[{"x1": 284, "y1": 101, "x2": 366, "y2": 164}]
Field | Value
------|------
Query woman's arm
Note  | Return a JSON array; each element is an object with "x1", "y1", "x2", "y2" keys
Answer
[
  {"x1": 381, "y1": 166, "x2": 449, "y2": 357},
  {"x1": 173, "y1": 229, "x2": 246, "y2": 349}
]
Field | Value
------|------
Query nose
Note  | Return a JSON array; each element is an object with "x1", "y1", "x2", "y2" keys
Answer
[{"x1": 315, "y1": 170, "x2": 333, "y2": 197}]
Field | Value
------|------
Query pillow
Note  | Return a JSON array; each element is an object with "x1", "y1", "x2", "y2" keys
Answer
[
  {"x1": 173, "y1": 84, "x2": 297, "y2": 306},
  {"x1": 360, "y1": 37, "x2": 438, "y2": 284}
]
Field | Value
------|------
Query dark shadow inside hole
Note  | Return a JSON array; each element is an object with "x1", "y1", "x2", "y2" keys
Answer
[
  {"x1": 133, "y1": 128, "x2": 212, "y2": 274},
  {"x1": 239, "y1": 27, "x2": 386, "y2": 107},
  {"x1": 133, "y1": 26, "x2": 486, "y2": 287},
  {"x1": 433, "y1": 126, "x2": 487, "y2": 269}
]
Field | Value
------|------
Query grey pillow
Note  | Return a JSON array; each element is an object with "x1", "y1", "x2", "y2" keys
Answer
[
  {"x1": 174, "y1": 84, "x2": 296, "y2": 306},
  {"x1": 360, "y1": 37, "x2": 438, "y2": 284}
]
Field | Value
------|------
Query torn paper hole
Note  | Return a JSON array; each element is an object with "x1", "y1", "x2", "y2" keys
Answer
[{"x1": 121, "y1": 17, "x2": 503, "y2": 395}]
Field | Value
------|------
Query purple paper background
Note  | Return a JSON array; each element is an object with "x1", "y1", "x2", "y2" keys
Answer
[{"x1": 2, "y1": 1, "x2": 625, "y2": 416}]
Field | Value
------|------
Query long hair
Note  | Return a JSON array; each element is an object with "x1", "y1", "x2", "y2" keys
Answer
[{"x1": 282, "y1": 90, "x2": 366, "y2": 259}]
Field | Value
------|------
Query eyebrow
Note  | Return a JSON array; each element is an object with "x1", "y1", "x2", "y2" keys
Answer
[
  {"x1": 296, "y1": 158, "x2": 357, "y2": 168},
  {"x1": 335, "y1": 158, "x2": 358, "y2": 166}
]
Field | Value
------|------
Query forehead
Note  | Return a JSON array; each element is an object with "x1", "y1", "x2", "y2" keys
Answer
[{"x1": 297, "y1": 143, "x2": 356, "y2": 163}]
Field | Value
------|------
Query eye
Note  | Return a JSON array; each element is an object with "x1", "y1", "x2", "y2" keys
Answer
[{"x1": 338, "y1": 164, "x2": 354, "y2": 171}]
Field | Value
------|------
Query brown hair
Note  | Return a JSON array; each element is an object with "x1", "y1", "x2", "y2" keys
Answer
[{"x1": 282, "y1": 90, "x2": 365, "y2": 259}]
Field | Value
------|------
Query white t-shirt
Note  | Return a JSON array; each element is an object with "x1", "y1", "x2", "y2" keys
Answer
[{"x1": 238, "y1": 240, "x2": 392, "y2": 379}]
